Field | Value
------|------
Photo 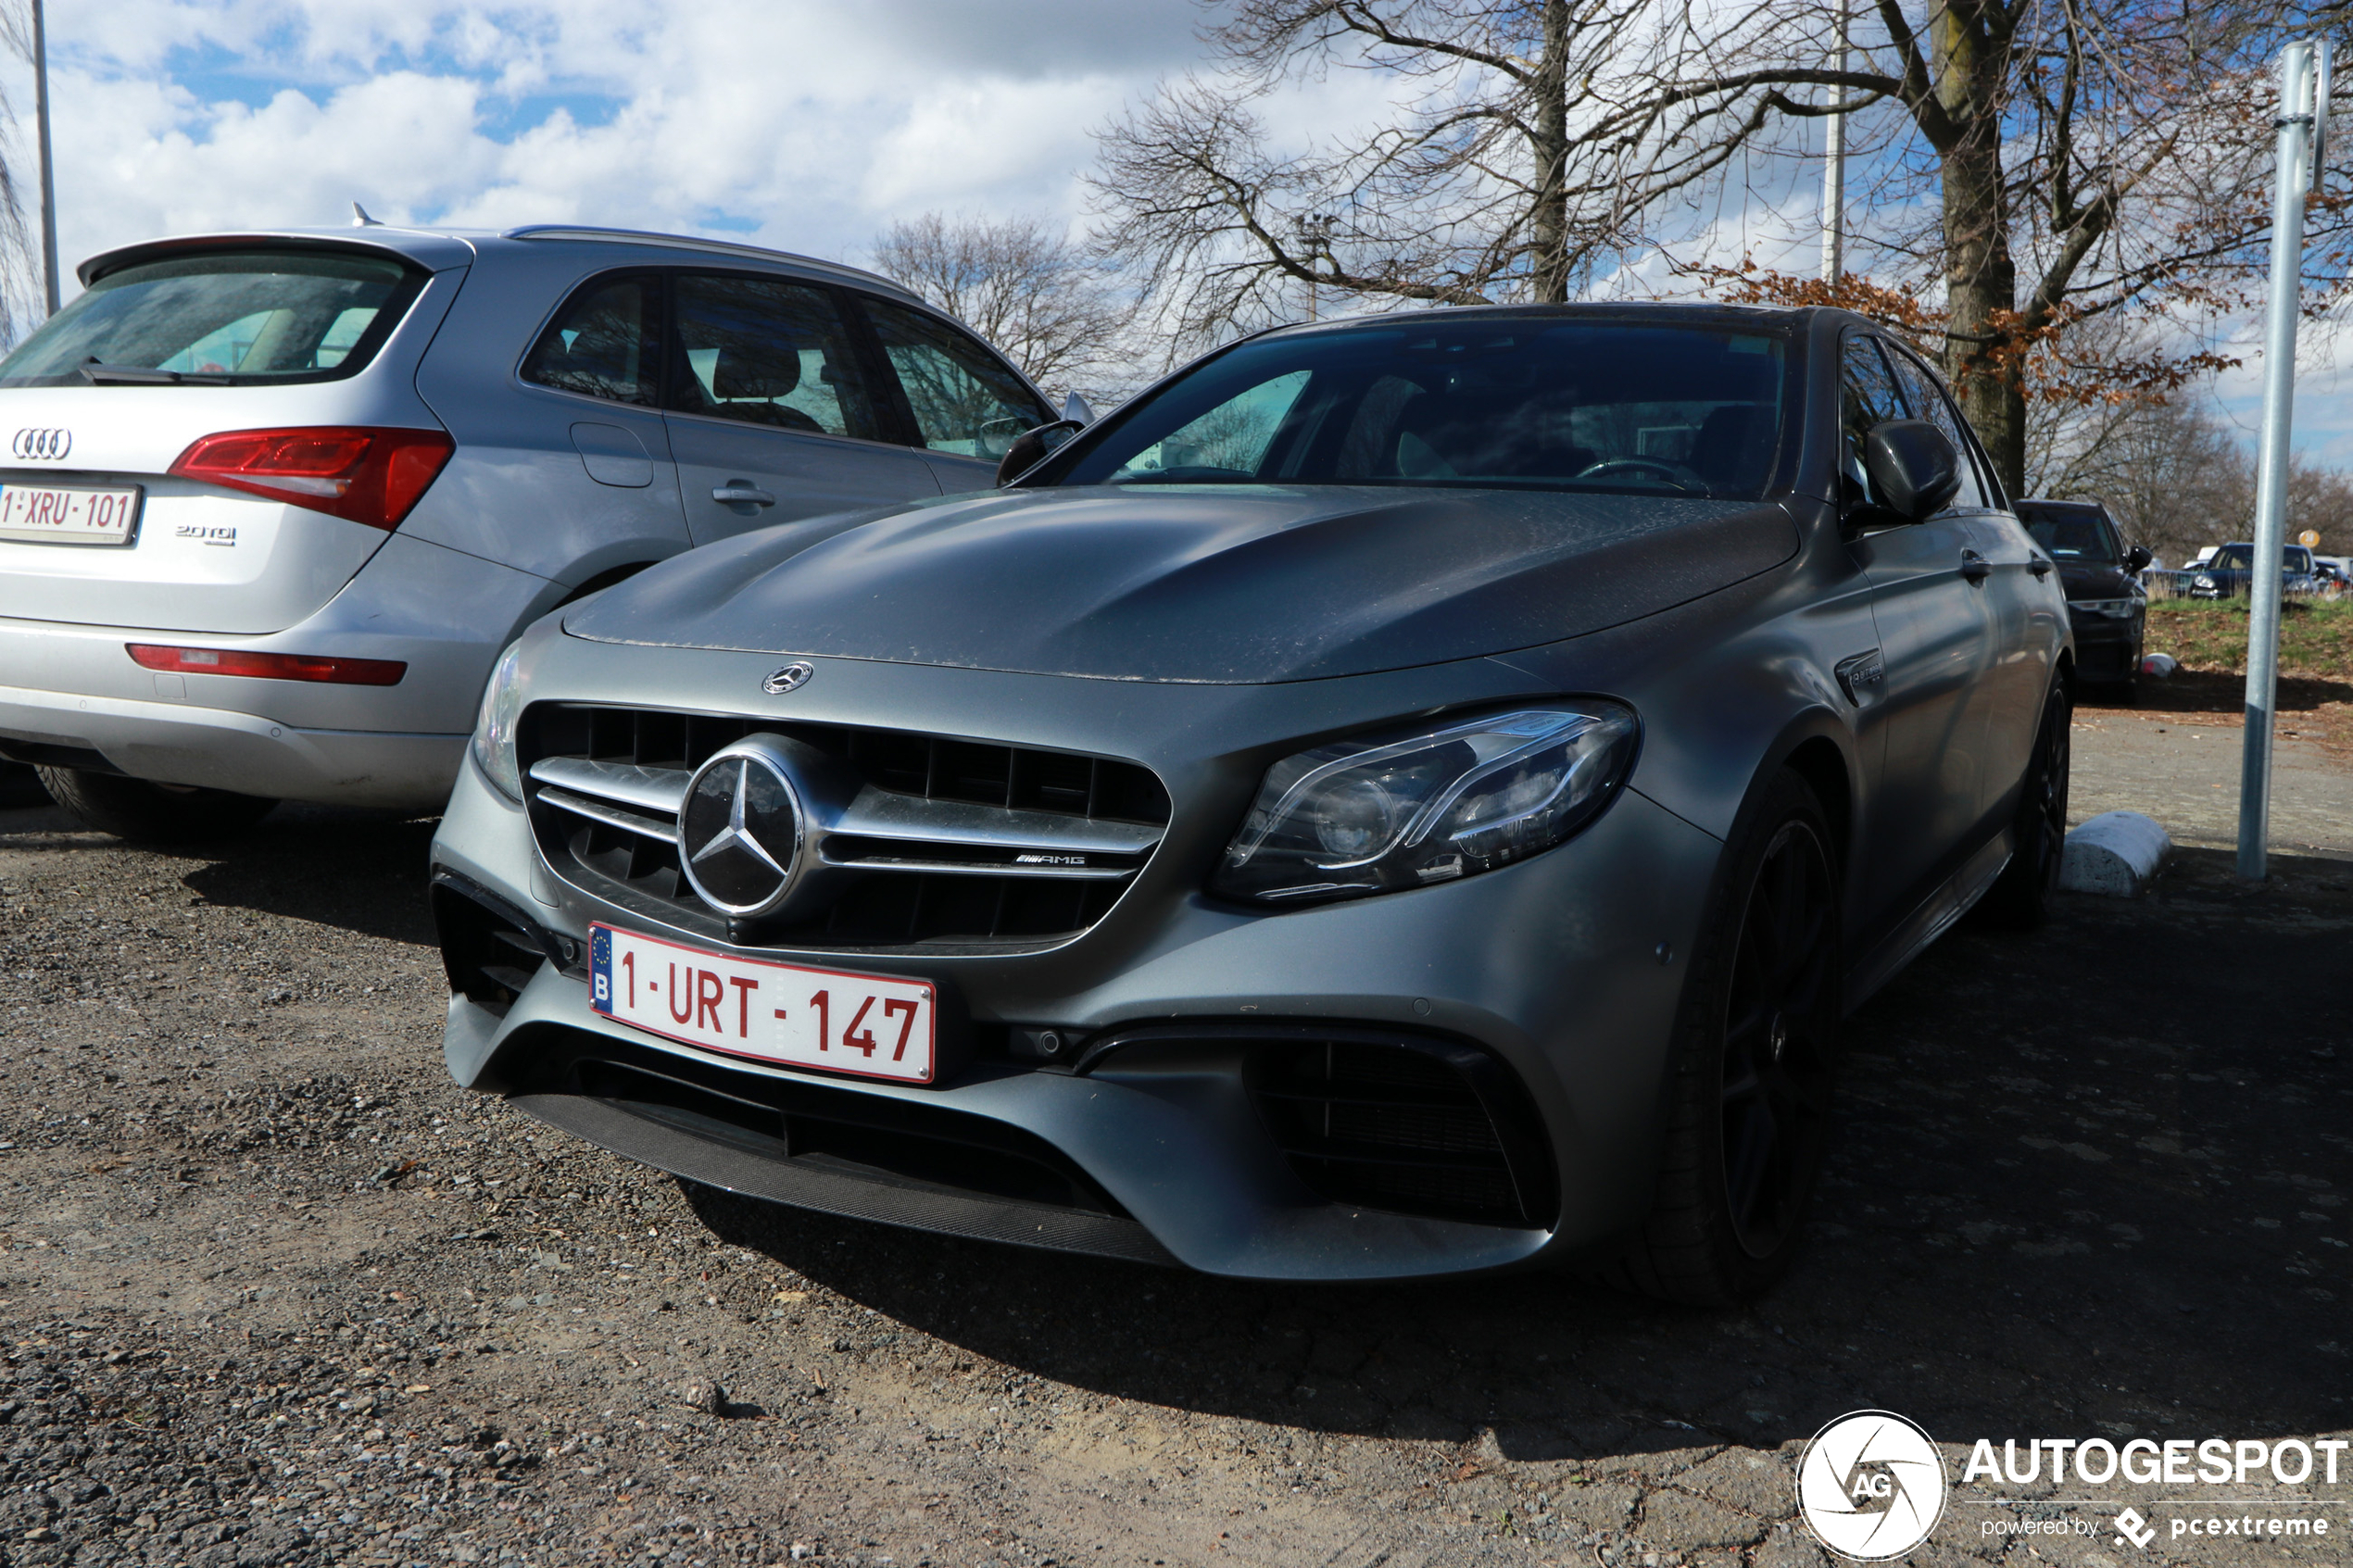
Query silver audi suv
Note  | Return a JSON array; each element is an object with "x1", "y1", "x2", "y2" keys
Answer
[{"x1": 0, "y1": 222, "x2": 1057, "y2": 839}]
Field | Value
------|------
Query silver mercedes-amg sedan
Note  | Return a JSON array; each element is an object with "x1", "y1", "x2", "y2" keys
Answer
[{"x1": 431, "y1": 304, "x2": 2072, "y2": 1303}]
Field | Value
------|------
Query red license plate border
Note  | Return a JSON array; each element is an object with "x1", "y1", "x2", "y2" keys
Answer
[{"x1": 585, "y1": 921, "x2": 947, "y2": 1087}]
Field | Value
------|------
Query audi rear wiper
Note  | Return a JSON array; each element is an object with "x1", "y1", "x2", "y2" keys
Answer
[{"x1": 78, "y1": 359, "x2": 234, "y2": 386}]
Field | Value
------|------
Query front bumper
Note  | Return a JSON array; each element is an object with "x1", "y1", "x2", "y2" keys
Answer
[
  {"x1": 429, "y1": 646, "x2": 1728, "y2": 1282},
  {"x1": 2065, "y1": 606, "x2": 2142, "y2": 683}
]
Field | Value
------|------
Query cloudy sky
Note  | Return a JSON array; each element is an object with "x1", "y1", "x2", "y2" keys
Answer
[{"x1": 19, "y1": 0, "x2": 2349, "y2": 467}]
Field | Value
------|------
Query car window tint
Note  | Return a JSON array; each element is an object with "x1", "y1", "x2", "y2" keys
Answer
[
  {"x1": 2017, "y1": 505, "x2": 2119, "y2": 561},
  {"x1": 669, "y1": 274, "x2": 878, "y2": 439},
  {"x1": 1839, "y1": 336, "x2": 1906, "y2": 500},
  {"x1": 0, "y1": 248, "x2": 422, "y2": 387},
  {"x1": 521, "y1": 276, "x2": 660, "y2": 406},
  {"x1": 1108, "y1": 370, "x2": 1312, "y2": 482},
  {"x1": 1054, "y1": 321, "x2": 1788, "y2": 499},
  {"x1": 1884, "y1": 345, "x2": 1990, "y2": 509},
  {"x1": 2214, "y1": 546, "x2": 2253, "y2": 570},
  {"x1": 865, "y1": 299, "x2": 1050, "y2": 458}
]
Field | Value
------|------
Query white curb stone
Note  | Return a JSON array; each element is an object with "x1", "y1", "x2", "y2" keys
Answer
[{"x1": 2058, "y1": 810, "x2": 2172, "y2": 897}]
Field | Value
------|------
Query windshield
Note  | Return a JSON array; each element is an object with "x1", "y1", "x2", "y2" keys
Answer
[
  {"x1": 2018, "y1": 504, "x2": 2120, "y2": 563},
  {"x1": 2211, "y1": 546, "x2": 2314, "y2": 572},
  {"x1": 0, "y1": 248, "x2": 427, "y2": 387},
  {"x1": 1048, "y1": 319, "x2": 1789, "y2": 499}
]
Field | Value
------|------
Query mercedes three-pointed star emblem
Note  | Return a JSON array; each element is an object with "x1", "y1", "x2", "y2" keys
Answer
[{"x1": 676, "y1": 744, "x2": 804, "y2": 916}]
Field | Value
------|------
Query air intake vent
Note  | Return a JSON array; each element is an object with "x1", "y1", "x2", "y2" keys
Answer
[
  {"x1": 432, "y1": 872, "x2": 559, "y2": 1017},
  {"x1": 518, "y1": 705, "x2": 1170, "y2": 952},
  {"x1": 1248, "y1": 1033, "x2": 1555, "y2": 1227}
]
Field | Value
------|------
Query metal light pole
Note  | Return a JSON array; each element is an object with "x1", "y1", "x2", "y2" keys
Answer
[
  {"x1": 1294, "y1": 213, "x2": 1337, "y2": 320},
  {"x1": 31, "y1": 0, "x2": 58, "y2": 316},
  {"x1": 2237, "y1": 38, "x2": 2329, "y2": 882},
  {"x1": 1820, "y1": 0, "x2": 1848, "y2": 283}
]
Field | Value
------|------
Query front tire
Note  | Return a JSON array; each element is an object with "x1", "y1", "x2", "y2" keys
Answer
[
  {"x1": 34, "y1": 767, "x2": 277, "y2": 844},
  {"x1": 1604, "y1": 770, "x2": 1843, "y2": 1306}
]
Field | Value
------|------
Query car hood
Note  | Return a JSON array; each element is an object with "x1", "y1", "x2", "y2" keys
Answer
[
  {"x1": 2059, "y1": 562, "x2": 2138, "y2": 600},
  {"x1": 562, "y1": 484, "x2": 1799, "y2": 684}
]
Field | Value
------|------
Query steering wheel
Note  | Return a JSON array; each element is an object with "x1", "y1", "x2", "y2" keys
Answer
[{"x1": 1574, "y1": 457, "x2": 1705, "y2": 493}]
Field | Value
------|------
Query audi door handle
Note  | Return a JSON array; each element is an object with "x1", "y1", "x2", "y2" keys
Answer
[
  {"x1": 1960, "y1": 550, "x2": 1992, "y2": 584},
  {"x1": 712, "y1": 483, "x2": 776, "y2": 507},
  {"x1": 2028, "y1": 556, "x2": 2054, "y2": 578}
]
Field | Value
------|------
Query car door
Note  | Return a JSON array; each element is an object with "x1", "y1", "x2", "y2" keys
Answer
[
  {"x1": 470, "y1": 268, "x2": 689, "y2": 585},
  {"x1": 857, "y1": 296, "x2": 1055, "y2": 495},
  {"x1": 1882, "y1": 342, "x2": 2055, "y2": 824},
  {"x1": 662, "y1": 272, "x2": 938, "y2": 546},
  {"x1": 1843, "y1": 332, "x2": 2001, "y2": 928}
]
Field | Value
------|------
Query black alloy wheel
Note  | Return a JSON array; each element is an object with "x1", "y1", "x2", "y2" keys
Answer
[
  {"x1": 1718, "y1": 815, "x2": 1840, "y2": 1259},
  {"x1": 1603, "y1": 769, "x2": 1843, "y2": 1306},
  {"x1": 1975, "y1": 681, "x2": 2071, "y2": 929}
]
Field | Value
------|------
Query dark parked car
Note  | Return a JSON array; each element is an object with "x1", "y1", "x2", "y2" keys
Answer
[
  {"x1": 2014, "y1": 498, "x2": 2149, "y2": 687},
  {"x1": 2188, "y1": 542, "x2": 2322, "y2": 599},
  {"x1": 430, "y1": 305, "x2": 2071, "y2": 1305}
]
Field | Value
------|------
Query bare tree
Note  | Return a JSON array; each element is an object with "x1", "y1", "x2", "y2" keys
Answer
[
  {"x1": 1089, "y1": 1, "x2": 1653, "y2": 349},
  {"x1": 1089, "y1": 0, "x2": 2346, "y2": 493},
  {"x1": 870, "y1": 213, "x2": 1127, "y2": 397},
  {"x1": 0, "y1": 0, "x2": 48, "y2": 342}
]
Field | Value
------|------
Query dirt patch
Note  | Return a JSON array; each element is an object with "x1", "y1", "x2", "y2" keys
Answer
[{"x1": 2, "y1": 792, "x2": 2348, "y2": 1566}]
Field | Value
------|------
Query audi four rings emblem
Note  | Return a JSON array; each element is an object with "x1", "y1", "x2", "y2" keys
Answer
[
  {"x1": 761, "y1": 662, "x2": 814, "y2": 695},
  {"x1": 12, "y1": 428, "x2": 70, "y2": 461}
]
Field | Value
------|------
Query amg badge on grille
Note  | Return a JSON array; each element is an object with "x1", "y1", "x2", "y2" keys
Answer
[{"x1": 761, "y1": 662, "x2": 814, "y2": 695}]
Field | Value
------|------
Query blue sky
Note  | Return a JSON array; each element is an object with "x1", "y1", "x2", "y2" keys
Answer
[{"x1": 17, "y1": 0, "x2": 2347, "y2": 470}]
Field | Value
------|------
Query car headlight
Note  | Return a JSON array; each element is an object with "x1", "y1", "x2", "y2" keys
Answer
[
  {"x1": 1213, "y1": 704, "x2": 1640, "y2": 905},
  {"x1": 471, "y1": 642, "x2": 525, "y2": 802},
  {"x1": 2193, "y1": 574, "x2": 2217, "y2": 588},
  {"x1": 2069, "y1": 597, "x2": 2141, "y2": 619}
]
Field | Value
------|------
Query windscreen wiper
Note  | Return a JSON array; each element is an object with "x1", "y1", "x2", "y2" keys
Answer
[{"x1": 77, "y1": 359, "x2": 234, "y2": 386}]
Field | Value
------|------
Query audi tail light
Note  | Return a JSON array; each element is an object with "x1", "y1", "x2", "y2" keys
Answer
[
  {"x1": 167, "y1": 426, "x2": 454, "y2": 531},
  {"x1": 127, "y1": 644, "x2": 407, "y2": 686}
]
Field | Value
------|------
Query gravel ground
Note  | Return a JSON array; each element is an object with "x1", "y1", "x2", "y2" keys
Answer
[{"x1": 2, "y1": 740, "x2": 2349, "y2": 1566}]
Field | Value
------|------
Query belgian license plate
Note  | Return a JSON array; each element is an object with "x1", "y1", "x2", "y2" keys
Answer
[
  {"x1": 0, "y1": 483, "x2": 143, "y2": 546},
  {"x1": 588, "y1": 922, "x2": 937, "y2": 1085}
]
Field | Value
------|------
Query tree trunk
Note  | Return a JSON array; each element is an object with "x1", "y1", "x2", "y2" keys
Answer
[
  {"x1": 1529, "y1": 0, "x2": 1571, "y2": 302},
  {"x1": 1931, "y1": 2, "x2": 2026, "y2": 495}
]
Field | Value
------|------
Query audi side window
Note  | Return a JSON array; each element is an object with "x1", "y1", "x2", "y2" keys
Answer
[
  {"x1": 669, "y1": 274, "x2": 882, "y2": 440},
  {"x1": 1884, "y1": 345, "x2": 1990, "y2": 510},
  {"x1": 864, "y1": 299, "x2": 1051, "y2": 460},
  {"x1": 521, "y1": 276, "x2": 661, "y2": 407}
]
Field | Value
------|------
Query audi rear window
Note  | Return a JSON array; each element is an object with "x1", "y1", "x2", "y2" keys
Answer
[{"x1": 0, "y1": 248, "x2": 429, "y2": 388}]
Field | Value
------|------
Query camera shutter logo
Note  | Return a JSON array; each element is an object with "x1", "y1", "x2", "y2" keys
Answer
[
  {"x1": 1796, "y1": 1410, "x2": 1948, "y2": 1560},
  {"x1": 761, "y1": 662, "x2": 813, "y2": 696},
  {"x1": 12, "y1": 427, "x2": 70, "y2": 461}
]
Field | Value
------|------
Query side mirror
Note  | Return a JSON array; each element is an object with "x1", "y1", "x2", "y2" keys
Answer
[
  {"x1": 1861, "y1": 419, "x2": 1961, "y2": 523},
  {"x1": 2127, "y1": 545, "x2": 2154, "y2": 571},
  {"x1": 995, "y1": 419, "x2": 1084, "y2": 487},
  {"x1": 1062, "y1": 391, "x2": 1096, "y2": 425}
]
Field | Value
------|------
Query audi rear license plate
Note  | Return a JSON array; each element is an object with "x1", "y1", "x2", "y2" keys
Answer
[
  {"x1": 588, "y1": 923, "x2": 937, "y2": 1085},
  {"x1": 0, "y1": 483, "x2": 143, "y2": 546}
]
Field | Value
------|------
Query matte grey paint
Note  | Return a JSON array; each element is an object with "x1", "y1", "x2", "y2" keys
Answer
[
  {"x1": 562, "y1": 485, "x2": 1799, "y2": 684},
  {"x1": 433, "y1": 304, "x2": 2071, "y2": 1282}
]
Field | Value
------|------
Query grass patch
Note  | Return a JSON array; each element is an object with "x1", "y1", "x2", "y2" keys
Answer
[{"x1": 2144, "y1": 598, "x2": 2353, "y2": 681}]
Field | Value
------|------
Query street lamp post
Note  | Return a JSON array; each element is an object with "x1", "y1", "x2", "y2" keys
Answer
[
  {"x1": 2237, "y1": 38, "x2": 2330, "y2": 882},
  {"x1": 32, "y1": 0, "x2": 58, "y2": 317},
  {"x1": 1820, "y1": 0, "x2": 1847, "y2": 284}
]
